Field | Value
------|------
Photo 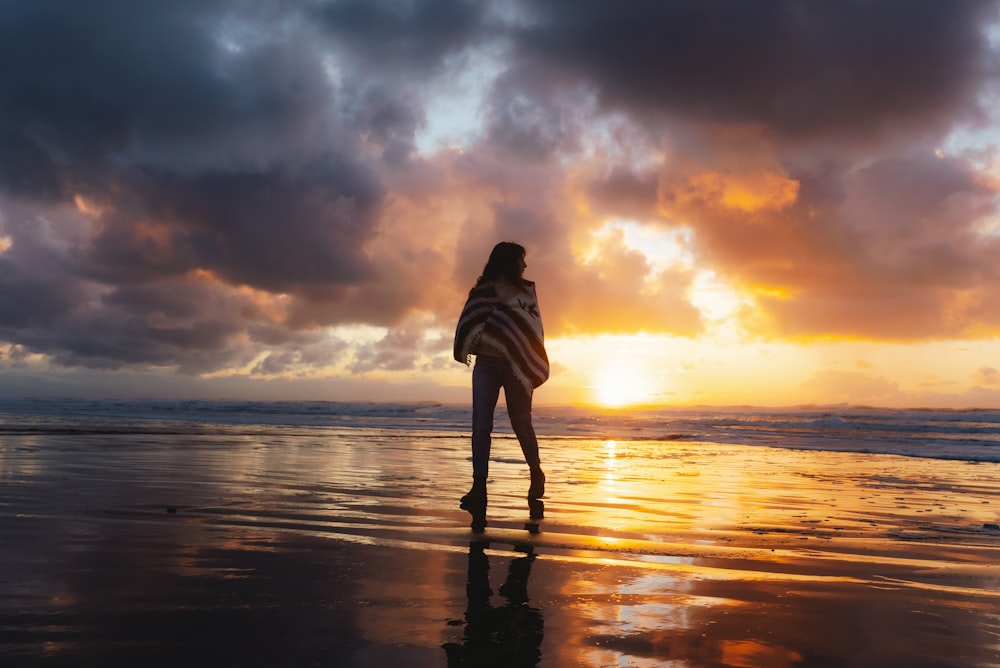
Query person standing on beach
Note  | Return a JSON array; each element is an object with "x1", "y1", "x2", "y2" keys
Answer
[{"x1": 454, "y1": 242, "x2": 549, "y2": 531}]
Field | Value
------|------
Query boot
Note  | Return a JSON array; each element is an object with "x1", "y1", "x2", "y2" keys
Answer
[
  {"x1": 528, "y1": 467, "x2": 545, "y2": 500},
  {"x1": 460, "y1": 476, "x2": 487, "y2": 509},
  {"x1": 460, "y1": 477, "x2": 488, "y2": 533}
]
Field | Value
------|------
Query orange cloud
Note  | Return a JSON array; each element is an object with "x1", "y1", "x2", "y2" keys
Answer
[
  {"x1": 668, "y1": 169, "x2": 799, "y2": 213},
  {"x1": 650, "y1": 144, "x2": 1000, "y2": 341},
  {"x1": 543, "y1": 228, "x2": 702, "y2": 336}
]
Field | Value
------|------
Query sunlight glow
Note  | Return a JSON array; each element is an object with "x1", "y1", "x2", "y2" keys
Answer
[
  {"x1": 545, "y1": 332, "x2": 1000, "y2": 409},
  {"x1": 688, "y1": 271, "x2": 745, "y2": 322},
  {"x1": 590, "y1": 219, "x2": 694, "y2": 273},
  {"x1": 591, "y1": 358, "x2": 658, "y2": 407}
]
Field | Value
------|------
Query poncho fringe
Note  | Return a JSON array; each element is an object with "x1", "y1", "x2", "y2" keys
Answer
[{"x1": 453, "y1": 281, "x2": 549, "y2": 393}]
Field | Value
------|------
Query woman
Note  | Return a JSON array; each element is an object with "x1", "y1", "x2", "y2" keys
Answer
[{"x1": 453, "y1": 242, "x2": 549, "y2": 531}]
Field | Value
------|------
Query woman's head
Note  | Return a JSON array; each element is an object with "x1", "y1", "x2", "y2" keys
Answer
[{"x1": 476, "y1": 241, "x2": 527, "y2": 286}]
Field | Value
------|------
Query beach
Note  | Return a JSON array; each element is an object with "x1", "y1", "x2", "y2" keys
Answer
[{"x1": 1, "y1": 402, "x2": 999, "y2": 667}]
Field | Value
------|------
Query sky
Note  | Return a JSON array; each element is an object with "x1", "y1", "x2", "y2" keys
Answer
[{"x1": 2, "y1": 0, "x2": 1000, "y2": 408}]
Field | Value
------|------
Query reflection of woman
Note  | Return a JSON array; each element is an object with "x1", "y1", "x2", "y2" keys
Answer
[
  {"x1": 454, "y1": 242, "x2": 549, "y2": 531},
  {"x1": 442, "y1": 542, "x2": 543, "y2": 667}
]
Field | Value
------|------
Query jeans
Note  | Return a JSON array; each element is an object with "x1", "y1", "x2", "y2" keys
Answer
[{"x1": 471, "y1": 355, "x2": 540, "y2": 478}]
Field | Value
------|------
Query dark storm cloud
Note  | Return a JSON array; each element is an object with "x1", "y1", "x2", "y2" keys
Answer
[
  {"x1": 0, "y1": 201, "x2": 93, "y2": 333},
  {"x1": 512, "y1": 0, "x2": 1000, "y2": 141},
  {"x1": 0, "y1": 0, "x2": 238, "y2": 198},
  {"x1": 0, "y1": 0, "x2": 463, "y2": 371},
  {"x1": 343, "y1": 83, "x2": 425, "y2": 165},
  {"x1": 0, "y1": 0, "x2": 388, "y2": 285},
  {"x1": 482, "y1": 69, "x2": 581, "y2": 162},
  {"x1": 310, "y1": 0, "x2": 483, "y2": 75},
  {"x1": 0, "y1": 258, "x2": 83, "y2": 330},
  {"x1": 0, "y1": 274, "x2": 251, "y2": 371},
  {"x1": 80, "y1": 160, "x2": 381, "y2": 290}
]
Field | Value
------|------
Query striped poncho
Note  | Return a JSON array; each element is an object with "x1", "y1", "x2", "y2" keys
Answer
[{"x1": 453, "y1": 279, "x2": 549, "y2": 392}]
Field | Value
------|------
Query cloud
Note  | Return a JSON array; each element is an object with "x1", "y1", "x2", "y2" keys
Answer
[
  {"x1": 512, "y1": 0, "x2": 999, "y2": 144},
  {"x1": 544, "y1": 227, "x2": 703, "y2": 336},
  {"x1": 250, "y1": 338, "x2": 347, "y2": 377},
  {"x1": 1, "y1": 0, "x2": 1000, "y2": 386},
  {"x1": 744, "y1": 151, "x2": 1000, "y2": 339},
  {"x1": 349, "y1": 326, "x2": 427, "y2": 374},
  {"x1": 974, "y1": 366, "x2": 1000, "y2": 386},
  {"x1": 798, "y1": 370, "x2": 903, "y2": 406},
  {"x1": 79, "y1": 160, "x2": 383, "y2": 291},
  {"x1": 310, "y1": 0, "x2": 484, "y2": 77},
  {"x1": 648, "y1": 121, "x2": 1000, "y2": 339}
]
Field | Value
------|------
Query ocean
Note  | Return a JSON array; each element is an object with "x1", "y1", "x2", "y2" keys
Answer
[
  {"x1": 1, "y1": 398, "x2": 998, "y2": 463},
  {"x1": 2, "y1": 397, "x2": 999, "y2": 666}
]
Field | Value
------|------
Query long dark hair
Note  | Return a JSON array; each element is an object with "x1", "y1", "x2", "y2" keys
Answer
[{"x1": 475, "y1": 241, "x2": 526, "y2": 288}]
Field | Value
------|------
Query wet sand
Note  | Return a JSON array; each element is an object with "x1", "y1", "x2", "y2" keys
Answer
[{"x1": 1, "y1": 427, "x2": 998, "y2": 666}]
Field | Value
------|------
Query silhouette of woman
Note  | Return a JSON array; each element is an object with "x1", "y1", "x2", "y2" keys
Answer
[
  {"x1": 442, "y1": 542, "x2": 543, "y2": 667},
  {"x1": 454, "y1": 242, "x2": 549, "y2": 531}
]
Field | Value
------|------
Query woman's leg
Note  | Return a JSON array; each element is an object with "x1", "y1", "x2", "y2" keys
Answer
[
  {"x1": 504, "y1": 380, "x2": 539, "y2": 469},
  {"x1": 471, "y1": 355, "x2": 503, "y2": 479},
  {"x1": 502, "y1": 368, "x2": 544, "y2": 500}
]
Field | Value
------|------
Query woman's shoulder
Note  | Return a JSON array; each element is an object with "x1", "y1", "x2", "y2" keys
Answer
[
  {"x1": 495, "y1": 277, "x2": 535, "y2": 290},
  {"x1": 469, "y1": 281, "x2": 497, "y2": 297},
  {"x1": 492, "y1": 277, "x2": 534, "y2": 301}
]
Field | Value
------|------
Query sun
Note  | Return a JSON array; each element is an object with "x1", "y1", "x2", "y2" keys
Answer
[{"x1": 591, "y1": 359, "x2": 658, "y2": 408}]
